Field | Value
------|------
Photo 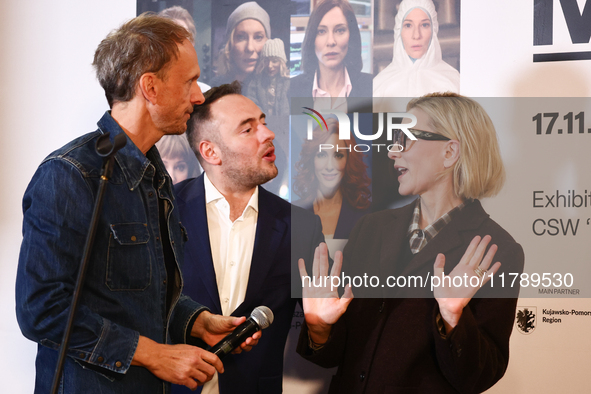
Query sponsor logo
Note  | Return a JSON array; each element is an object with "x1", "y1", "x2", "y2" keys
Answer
[{"x1": 516, "y1": 306, "x2": 537, "y2": 334}]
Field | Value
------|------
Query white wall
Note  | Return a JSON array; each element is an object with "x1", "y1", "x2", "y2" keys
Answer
[{"x1": 0, "y1": 1, "x2": 135, "y2": 391}]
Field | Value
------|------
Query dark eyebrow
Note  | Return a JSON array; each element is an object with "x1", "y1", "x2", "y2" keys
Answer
[{"x1": 237, "y1": 113, "x2": 266, "y2": 129}]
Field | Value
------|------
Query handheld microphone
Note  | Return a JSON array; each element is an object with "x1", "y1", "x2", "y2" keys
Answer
[{"x1": 209, "y1": 306, "x2": 274, "y2": 359}]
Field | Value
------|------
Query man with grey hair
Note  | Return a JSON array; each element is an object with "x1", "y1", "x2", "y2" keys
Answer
[{"x1": 16, "y1": 13, "x2": 258, "y2": 394}]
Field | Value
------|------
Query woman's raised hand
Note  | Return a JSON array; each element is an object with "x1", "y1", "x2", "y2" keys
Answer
[
  {"x1": 433, "y1": 235, "x2": 501, "y2": 332},
  {"x1": 298, "y1": 242, "x2": 353, "y2": 344}
]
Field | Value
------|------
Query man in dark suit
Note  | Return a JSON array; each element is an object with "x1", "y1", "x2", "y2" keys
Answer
[{"x1": 172, "y1": 82, "x2": 323, "y2": 394}]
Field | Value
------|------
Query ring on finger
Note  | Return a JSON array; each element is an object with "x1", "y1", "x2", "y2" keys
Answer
[{"x1": 474, "y1": 267, "x2": 487, "y2": 279}]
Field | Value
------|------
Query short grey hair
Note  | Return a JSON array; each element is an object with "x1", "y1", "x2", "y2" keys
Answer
[{"x1": 93, "y1": 12, "x2": 192, "y2": 107}]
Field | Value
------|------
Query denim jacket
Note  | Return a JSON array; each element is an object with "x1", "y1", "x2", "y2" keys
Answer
[{"x1": 16, "y1": 112, "x2": 208, "y2": 394}]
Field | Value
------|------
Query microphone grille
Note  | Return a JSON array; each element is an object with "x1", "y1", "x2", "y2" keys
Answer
[{"x1": 251, "y1": 306, "x2": 274, "y2": 329}]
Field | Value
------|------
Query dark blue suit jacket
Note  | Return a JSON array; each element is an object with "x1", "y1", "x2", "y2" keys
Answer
[{"x1": 172, "y1": 174, "x2": 323, "y2": 394}]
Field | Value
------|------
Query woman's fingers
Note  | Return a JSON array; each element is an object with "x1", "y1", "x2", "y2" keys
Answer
[
  {"x1": 478, "y1": 262, "x2": 501, "y2": 287},
  {"x1": 468, "y1": 235, "x2": 492, "y2": 268},
  {"x1": 318, "y1": 242, "x2": 330, "y2": 277},
  {"x1": 298, "y1": 258, "x2": 308, "y2": 282},
  {"x1": 433, "y1": 253, "x2": 446, "y2": 279},
  {"x1": 342, "y1": 283, "x2": 354, "y2": 299},
  {"x1": 457, "y1": 235, "x2": 481, "y2": 267},
  {"x1": 311, "y1": 242, "x2": 331, "y2": 278},
  {"x1": 312, "y1": 245, "x2": 320, "y2": 278},
  {"x1": 477, "y1": 243, "x2": 498, "y2": 271},
  {"x1": 329, "y1": 250, "x2": 343, "y2": 277},
  {"x1": 489, "y1": 261, "x2": 501, "y2": 276}
]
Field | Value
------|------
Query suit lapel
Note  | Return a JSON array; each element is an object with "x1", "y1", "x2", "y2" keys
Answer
[
  {"x1": 235, "y1": 188, "x2": 287, "y2": 316},
  {"x1": 180, "y1": 175, "x2": 222, "y2": 313}
]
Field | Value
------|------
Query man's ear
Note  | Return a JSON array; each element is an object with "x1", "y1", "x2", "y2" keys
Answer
[
  {"x1": 199, "y1": 140, "x2": 222, "y2": 166},
  {"x1": 138, "y1": 73, "x2": 159, "y2": 105},
  {"x1": 443, "y1": 140, "x2": 460, "y2": 168}
]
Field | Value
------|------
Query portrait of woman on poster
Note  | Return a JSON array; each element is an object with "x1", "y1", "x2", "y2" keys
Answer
[
  {"x1": 210, "y1": 1, "x2": 270, "y2": 86},
  {"x1": 293, "y1": 118, "x2": 371, "y2": 242},
  {"x1": 297, "y1": 94, "x2": 524, "y2": 393},
  {"x1": 244, "y1": 38, "x2": 290, "y2": 116},
  {"x1": 290, "y1": 0, "x2": 373, "y2": 111},
  {"x1": 158, "y1": 6, "x2": 212, "y2": 92},
  {"x1": 156, "y1": 135, "x2": 201, "y2": 185},
  {"x1": 373, "y1": 0, "x2": 460, "y2": 98}
]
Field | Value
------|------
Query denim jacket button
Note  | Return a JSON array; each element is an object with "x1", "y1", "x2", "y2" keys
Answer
[
  {"x1": 115, "y1": 361, "x2": 122, "y2": 368},
  {"x1": 97, "y1": 356, "x2": 104, "y2": 363},
  {"x1": 131, "y1": 236, "x2": 137, "y2": 242}
]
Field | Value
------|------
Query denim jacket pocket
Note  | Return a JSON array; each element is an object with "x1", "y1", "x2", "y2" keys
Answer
[{"x1": 107, "y1": 223, "x2": 152, "y2": 290}]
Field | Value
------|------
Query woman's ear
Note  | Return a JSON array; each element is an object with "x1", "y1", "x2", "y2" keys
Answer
[
  {"x1": 443, "y1": 140, "x2": 460, "y2": 168},
  {"x1": 199, "y1": 140, "x2": 222, "y2": 166}
]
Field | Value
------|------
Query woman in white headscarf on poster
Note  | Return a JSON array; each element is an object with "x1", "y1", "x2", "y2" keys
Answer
[{"x1": 373, "y1": 0, "x2": 459, "y2": 98}]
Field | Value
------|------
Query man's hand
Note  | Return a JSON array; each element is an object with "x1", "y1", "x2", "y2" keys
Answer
[
  {"x1": 298, "y1": 242, "x2": 353, "y2": 345},
  {"x1": 191, "y1": 311, "x2": 261, "y2": 354},
  {"x1": 132, "y1": 336, "x2": 222, "y2": 390}
]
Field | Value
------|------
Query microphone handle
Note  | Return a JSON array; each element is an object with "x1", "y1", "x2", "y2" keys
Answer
[{"x1": 209, "y1": 318, "x2": 260, "y2": 359}]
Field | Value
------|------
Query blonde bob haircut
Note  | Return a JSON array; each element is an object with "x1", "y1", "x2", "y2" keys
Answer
[{"x1": 407, "y1": 93, "x2": 505, "y2": 200}]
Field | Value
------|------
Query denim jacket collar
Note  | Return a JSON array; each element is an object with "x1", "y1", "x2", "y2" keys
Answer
[{"x1": 96, "y1": 111, "x2": 173, "y2": 198}]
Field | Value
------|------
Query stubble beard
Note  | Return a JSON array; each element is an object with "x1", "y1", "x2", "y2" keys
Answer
[
  {"x1": 219, "y1": 140, "x2": 278, "y2": 189},
  {"x1": 225, "y1": 162, "x2": 277, "y2": 189}
]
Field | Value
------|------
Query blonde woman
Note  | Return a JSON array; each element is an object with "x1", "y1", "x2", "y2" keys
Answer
[
  {"x1": 298, "y1": 94, "x2": 524, "y2": 393},
  {"x1": 211, "y1": 2, "x2": 270, "y2": 86}
]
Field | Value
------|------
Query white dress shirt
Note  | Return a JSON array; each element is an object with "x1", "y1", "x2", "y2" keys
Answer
[
  {"x1": 202, "y1": 173, "x2": 258, "y2": 394},
  {"x1": 312, "y1": 67, "x2": 353, "y2": 112}
]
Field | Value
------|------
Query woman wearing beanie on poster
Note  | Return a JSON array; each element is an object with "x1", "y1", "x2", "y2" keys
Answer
[
  {"x1": 244, "y1": 38, "x2": 290, "y2": 116},
  {"x1": 373, "y1": 0, "x2": 460, "y2": 98},
  {"x1": 297, "y1": 94, "x2": 524, "y2": 393},
  {"x1": 211, "y1": 1, "x2": 270, "y2": 86},
  {"x1": 290, "y1": 0, "x2": 372, "y2": 111}
]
